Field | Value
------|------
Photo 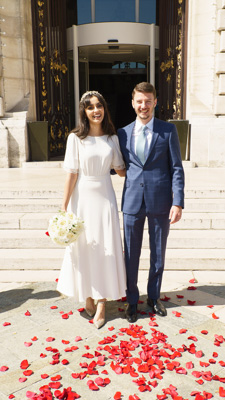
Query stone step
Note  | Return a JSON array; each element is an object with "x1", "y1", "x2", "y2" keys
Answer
[
  {"x1": 1, "y1": 198, "x2": 225, "y2": 213},
  {"x1": 1, "y1": 229, "x2": 225, "y2": 249},
  {"x1": 142, "y1": 248, "x2": 225, "y2": 270},
  {"x1": 0, "y1": 248, "x2": 224, "y2": 271},
  {"x1": 0, "y1": 199, "x2": 61, "y2": 213},
  {"x1": 2, "y1": 212, "x2": 225, "y2": 230},
  {"x1": 1, "y1": 188, "x2": 225, "y2": 199},
  {"x1": 0, "y1": 249, "x2": 64, "y2": 269}
]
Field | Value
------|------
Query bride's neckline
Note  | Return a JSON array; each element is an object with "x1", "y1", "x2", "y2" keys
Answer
[{"x1": 88, "y1": 134, "x2": 107, "y2": 137}]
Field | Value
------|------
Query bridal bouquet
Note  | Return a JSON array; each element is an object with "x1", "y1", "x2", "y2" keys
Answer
[{"x1": 46, "y1": 211, "x2": 84, "y2": 246}]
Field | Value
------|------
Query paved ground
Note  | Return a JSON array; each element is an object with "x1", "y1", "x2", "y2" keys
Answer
[
  {"x1": 1, "y1": 270, "x2": 225, "y2": 400},
  {"x1": 1, "y1": 166, "x2": 225, "y2": 398}
]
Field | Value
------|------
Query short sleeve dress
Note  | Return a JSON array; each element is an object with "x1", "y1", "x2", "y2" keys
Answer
[{"x1": 57, "y1": 133, "x2": 127, "y2": 302}]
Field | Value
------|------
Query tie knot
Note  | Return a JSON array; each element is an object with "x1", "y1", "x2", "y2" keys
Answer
[{"x1": 142, "y1": 125, "x2": 147, "y2": 134}]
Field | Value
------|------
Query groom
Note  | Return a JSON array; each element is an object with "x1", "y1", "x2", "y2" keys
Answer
[{"x1": 117, "y1": 82, "x2": 184, "y2": 322}]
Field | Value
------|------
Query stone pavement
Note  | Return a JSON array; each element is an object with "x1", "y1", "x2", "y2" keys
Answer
[{"x1": 0, "y1": 270, "x2": 225, "y2": 400}]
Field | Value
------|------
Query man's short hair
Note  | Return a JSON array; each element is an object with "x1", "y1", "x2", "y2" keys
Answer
[{"x1": 132, "y1": 82, "x2": 156, "y2": 99}]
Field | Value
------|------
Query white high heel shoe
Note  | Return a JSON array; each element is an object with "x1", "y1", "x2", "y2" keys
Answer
[
  {"x1": 85, "y1": 297, "x2": 96, "y2": 318},
  {"x1": 93, "y1": 300, "x2": 106, "y2": 329}
]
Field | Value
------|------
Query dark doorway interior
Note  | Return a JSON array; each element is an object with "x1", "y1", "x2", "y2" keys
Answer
[{"x1": 89, "y1": 66, "x2": 147, "y2": 129}]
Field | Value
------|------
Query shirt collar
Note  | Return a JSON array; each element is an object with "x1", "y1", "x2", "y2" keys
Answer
[{"x1": 135, "y1": 117, "x2": 154, "y2": 132}]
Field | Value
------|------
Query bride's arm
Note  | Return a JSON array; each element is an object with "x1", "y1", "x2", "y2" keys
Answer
[{"x1": 61, "y1": 172, "x2": 78, "y2": 211}]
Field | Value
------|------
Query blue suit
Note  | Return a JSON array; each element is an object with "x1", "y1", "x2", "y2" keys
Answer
[{"x1": 118, "y1": 118, "x2": 184, "y2": 304}]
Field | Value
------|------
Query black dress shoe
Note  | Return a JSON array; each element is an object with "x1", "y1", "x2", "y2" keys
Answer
[
  {"x1": 147, "y1": 298, "x2": 167, "y2": 316},
  {"x1": 125, "y1": 304, "x2": 138, "y2": 323}
]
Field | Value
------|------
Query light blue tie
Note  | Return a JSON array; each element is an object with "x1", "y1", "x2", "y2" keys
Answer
[{"x1": 136, "y1": 125, "x2": 147, "y2": 164}]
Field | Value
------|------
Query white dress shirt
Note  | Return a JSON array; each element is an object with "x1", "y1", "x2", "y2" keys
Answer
[{"x1": 131, "y1": 117, "x2": 154, "y2": 161}]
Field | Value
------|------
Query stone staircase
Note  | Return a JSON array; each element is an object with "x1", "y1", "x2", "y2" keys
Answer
[{"x1": 0, "y1": 176, "x2": 225, "y2": 281}]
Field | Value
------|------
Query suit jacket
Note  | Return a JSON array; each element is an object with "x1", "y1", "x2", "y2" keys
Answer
[{"x1": 117, "y1": 118, "x2": 185, "y2": 215}]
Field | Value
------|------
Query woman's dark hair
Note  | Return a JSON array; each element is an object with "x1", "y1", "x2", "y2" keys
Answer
[{"x1": 71, "y1": 91, "x2": 116, "y2": 140}]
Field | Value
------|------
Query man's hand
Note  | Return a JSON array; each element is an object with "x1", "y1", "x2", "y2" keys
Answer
[{"x1": 169, "y1": 205, "x2": 182, "y2": 224}]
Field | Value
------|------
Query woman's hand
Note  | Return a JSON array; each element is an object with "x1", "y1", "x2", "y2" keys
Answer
[{"x1": 115, "y1": 168, "x2": 126, "y2": 177}]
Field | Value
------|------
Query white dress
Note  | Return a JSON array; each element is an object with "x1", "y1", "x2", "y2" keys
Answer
[{"x1": 57, "y1": 133, "x2": 127, "y2": 302}]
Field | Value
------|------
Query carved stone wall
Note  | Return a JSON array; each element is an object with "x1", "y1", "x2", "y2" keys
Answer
[
  {"x1": 0, "y1": 0, "x2": 36, "y2": 167},
  {"x1": 186, "y1": 0, "x2": 225, "y2": 166}
]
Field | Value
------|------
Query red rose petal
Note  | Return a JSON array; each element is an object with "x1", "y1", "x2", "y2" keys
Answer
[
  {"x1": 62, "y1": 340, "x2": 70, "y2": 344},
  {"x1": 46, "y1": 337, "x2": 55, "y2": 342},
  {"x1": 61, "y1": 359, "x2": 69, "y2": 365},
  {"x1": 207, "y1": 305, "x2": 214, "y2": 308},
  {"x1": 160, "y1": 295, "x2": 171, "y2": 302},
  {"x1": 212, "y1": 313, "x2": 219, "y2": 319},
  {"x1": 195, "y1": 351, "x2": 203, "y2": 358},
  {"x1": 19, "y1": 377, "x2": 27, "y2": 383},
  {"x1": 172, "y1": 311, "x2": 182, "y2": 317},
  {"x1": 213, "y1": 352, "x2": 218, "y2": 358},
  {"x1": 196, "y1": 379, "x2": 204, "y2": 385},
  {"x1": 50, "y1": 305, "x2": 58, "y2": 309},
  {"x1": 179, "y1": 328, "x2": 187, "y2": 334},
  {"x1": 49, "y1": 382, "x2": 61, "y2": 389},
  {"x1": 41, "y1": 374, "x2": 49, "y2": 379},
  {"x1": 201, "y1": 330, "x2": 208, "y2": 335},
  {"x1": 40, "y1": 353, "x2": 47, "y2": 358},
  {"x1": 45, "y1": 231, "x2": 50, "y2": 236},
  {"x1": 20, "y1": 360, "x2": 29, "y2": 369},
  {"x1": 24, "y1": 342, "x2": 32, "y2": 347},
  {"x1": 0, "y1": 366, "x2": 9, "y2": 372},
  {"x1": 219, "y1": 387, "x2": 225, "y2": 397},
  {"x1": 200, "y1": 361, "x2": 210, "y2": 367},
  {"x1": 25, "y1": 310, "x2": 31, "y2": 316},
  {"x1": 176, "y1": 295, "x2": 184, "y2": 299},
  {"x1": 108, "y1": 326, "x2": 115, "y2": 331},
  {"x1": 51, "y1": 375, "x2": 61, "y2": 381},
  {"x1": 23, "y1": 370, "x2": 33, "y2": 376},
  {"x1": 187, "y1": 300, "x2": 196, "y2": 305},
  {"x1": 77, "y1": 308, "x2": 85, "y2": 312},
  {"x1": 95, "y1": 377, "x2": 105, "y2": 386},
  {"x1": 175, "y1": 367, "x2": 187, "y2": 374},
  {"x1": 188, "y1": 335, "x2": 198, "y2": 342},
  {"x1": 189, "y1": 278, "x2": 196, "y2": 283},
  {"x1": 31, "y1": 336, "x2": 38, "y2": 341},
  {"x1": 203, "y1": 392, "x2": 213, "y2": 399},
  {"x1": 192, "y1": 371, "x2": 202, "y2": 378},
  {"x1": 8, "y1": 395, "x2": 15, "y2": 399},
  {"x1": 219, "y1": 361, "x2": 225, "y2": 367},
  {"x1": 114, "y1": 392, "x2": 122, "y2": 400},
  {"x1": 62, "y1": 313, "x2": 69, "y2": 319},
  {"x1": 186, "y1": 361, "x2": 194, "y2": 369},
  {"x1": 3, "y1": 322, "x2": 11, "y2": 327},
  {"x1": 87, "y1": 380, "x2": 99, "y2": 391},
  {"x1": 74, "y1": 336, "x2": 82, "y2": 342},
  {"x1": 187, "y1": 286, "x2": 197, "y2": 290}
]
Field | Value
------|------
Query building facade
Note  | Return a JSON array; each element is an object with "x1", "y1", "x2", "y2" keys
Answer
[{"x1": 0, "y1": 0, "x2": 225, "y2": 167}]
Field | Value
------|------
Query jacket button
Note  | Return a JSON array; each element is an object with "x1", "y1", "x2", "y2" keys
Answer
[{"x1": 140, "y1": 183, "x2": 144, "y2": 187}]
